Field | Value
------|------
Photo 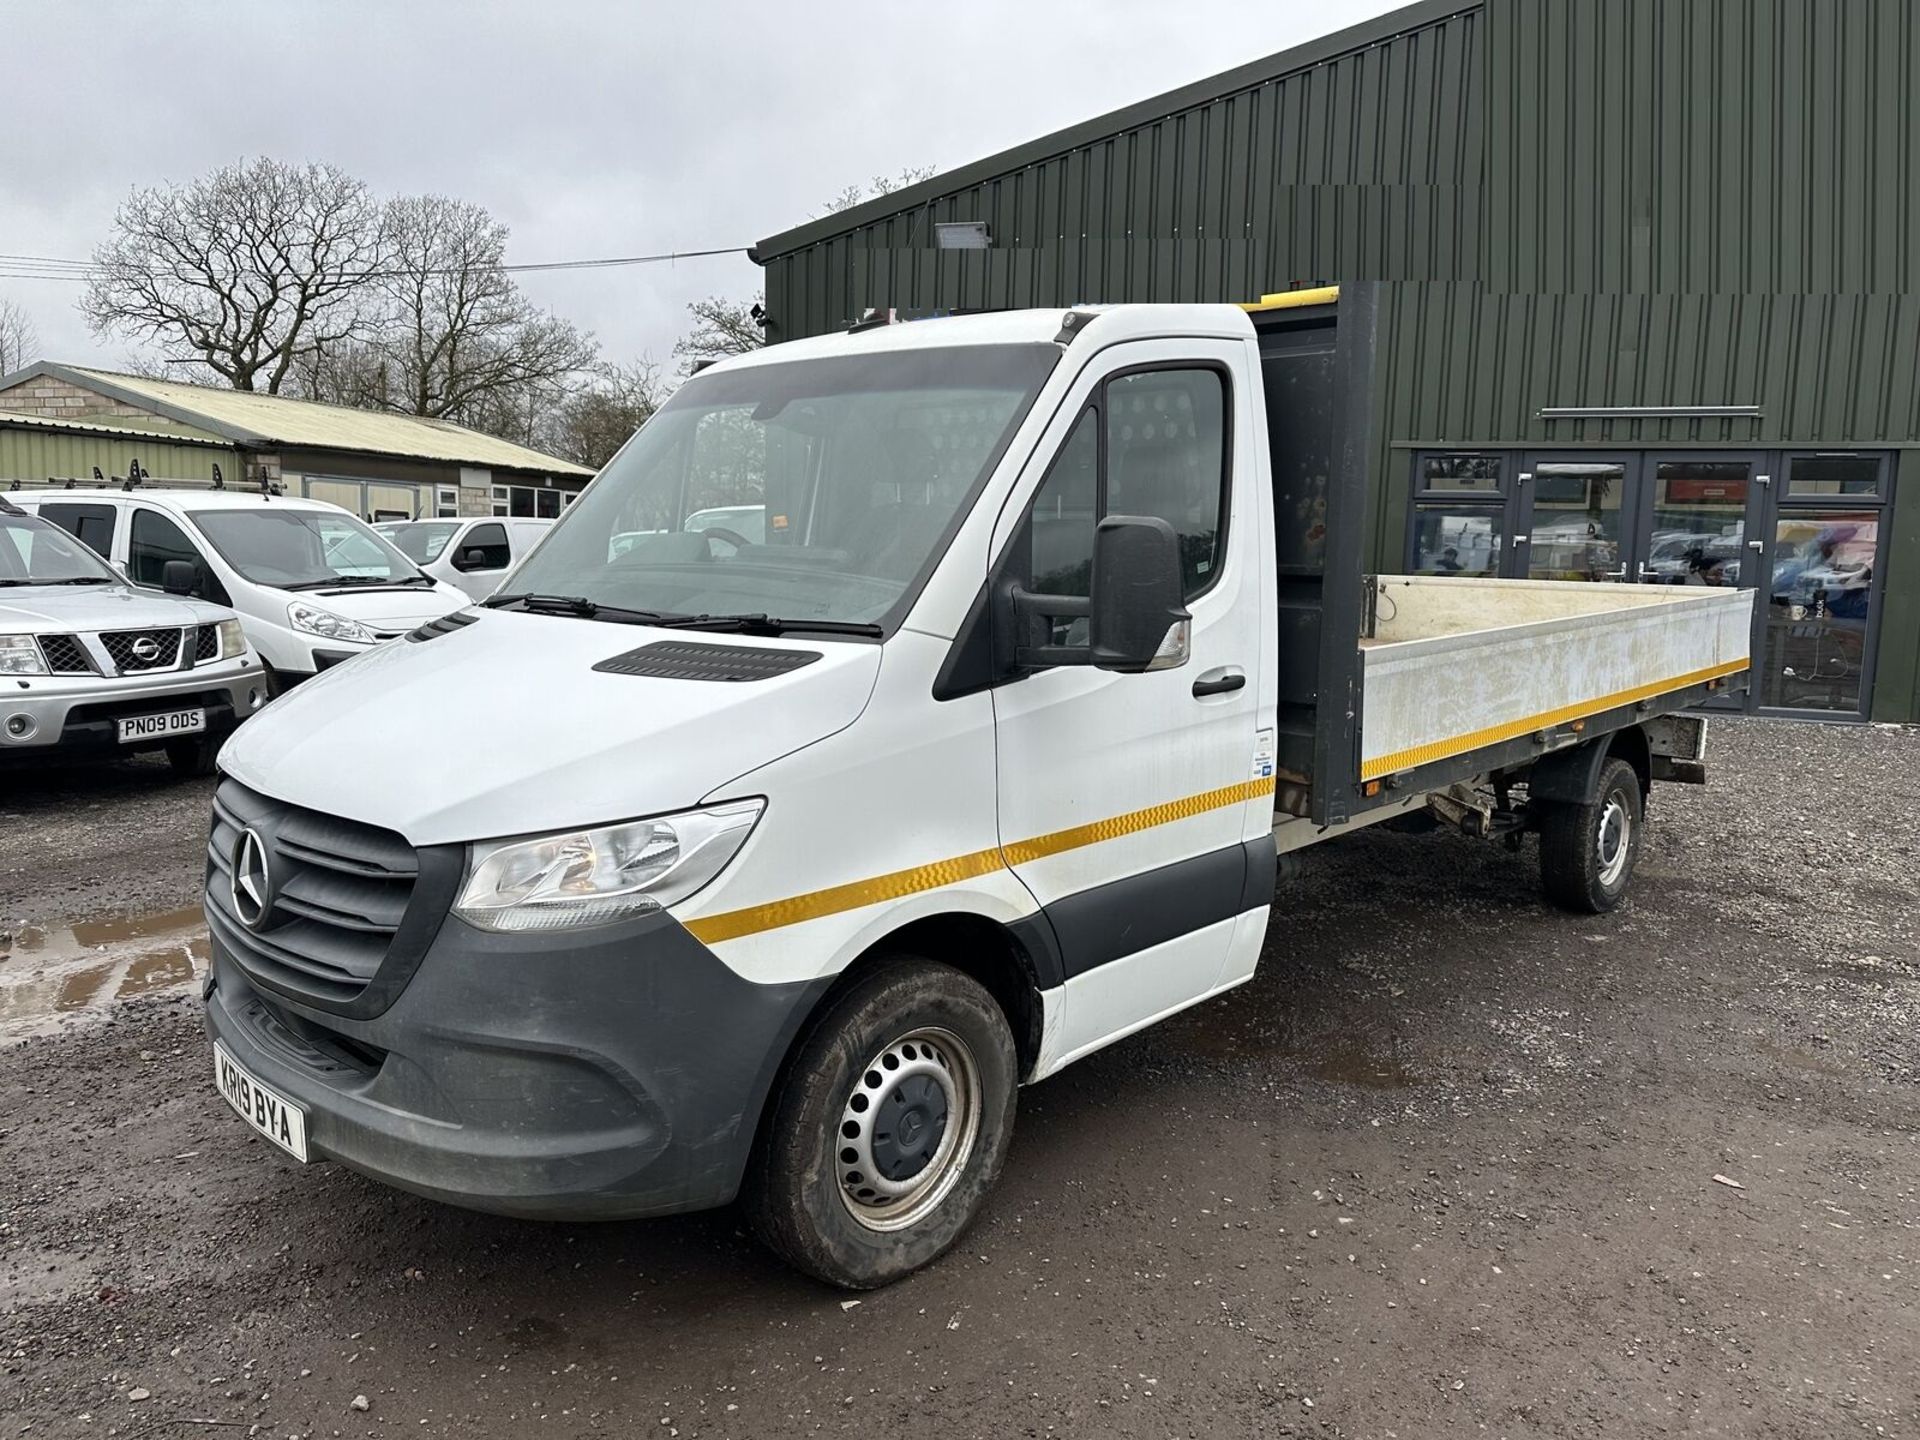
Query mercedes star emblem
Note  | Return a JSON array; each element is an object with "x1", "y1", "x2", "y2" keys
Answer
[{"x1": 232, "y1": 828, "x2": 271, "y2": 929}]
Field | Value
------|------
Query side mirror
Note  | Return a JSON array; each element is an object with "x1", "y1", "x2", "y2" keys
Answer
[
  {"x1": 454, "y1": 547, "x2": 492, "y2": 571},
  {"x1": 161, "y1": 560, "x2": 199, "y2": 596},
  {"x1": 1089, "y1": 515, "x2": 1191, "y2": 672}
]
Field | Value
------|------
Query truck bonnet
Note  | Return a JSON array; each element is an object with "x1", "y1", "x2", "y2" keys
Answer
[{"x1": 216, "y1": 607, "x2": 883, "y2": 846}]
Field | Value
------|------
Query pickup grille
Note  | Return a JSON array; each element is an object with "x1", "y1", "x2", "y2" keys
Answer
[
  {"x1": 37, "y1": 634, "x2": 94, "y2": 674},
  {"x1": 193, "y1": 624, "x2": 220, "y2": 662},
  {"x1": 206, "y1": 779, "x2": 458, "y2": 1016},
  {"x1": 101, "y1": 626, "x2": 184, "y2": 672}
]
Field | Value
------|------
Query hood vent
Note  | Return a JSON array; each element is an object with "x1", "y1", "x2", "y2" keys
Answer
[
  {"x1": 593, "y1": 640, "x2": 822, "y2": 682},
  {"x1": 406, "y1": 611, "x2": 480, "y2": 643}
]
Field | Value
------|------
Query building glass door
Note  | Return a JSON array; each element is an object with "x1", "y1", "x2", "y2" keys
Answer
[
  {"x1": 1516, "y1": 456, "x2": 1635, "y2": 582},
  {"x1": 1758, "y1": 454, "x2": 1889, "y2": 717},
  {"x1": 1637, "y1": 457, "x2": 1761, "y2": 587}
]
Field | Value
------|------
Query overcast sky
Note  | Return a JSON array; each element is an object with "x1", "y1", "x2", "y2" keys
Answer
[{"x1": 2, "y1": 0, "x2": 1399, "y2": 377}]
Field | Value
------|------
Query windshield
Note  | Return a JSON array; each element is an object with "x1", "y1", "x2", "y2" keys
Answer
[
  {"x1": 505, "y1": 343, "x2": 1059, "y2": 629},
  {"x1": 0, "y1": 512, "x2": 120, "y2": 586},
  {"x1": 191, "y1": 508, "x2": 426, "y2": 588},
  {"x1": 382, "y1": 521, "x2": 463, "y2": 563}
]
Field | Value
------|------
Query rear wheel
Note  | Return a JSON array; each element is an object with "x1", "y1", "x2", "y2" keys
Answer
[
  {"x1": 746, "y1": 958, "x2": 1017, "y2": 1289},
  {"x1": 1537, "y1": 756, "x2": 1644, "y2": 913}
]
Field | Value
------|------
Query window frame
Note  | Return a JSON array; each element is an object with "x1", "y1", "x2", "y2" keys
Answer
[
  {"x1": 1405, "y1": 450, "x2": 1514, "y2": 577},
  {"x1": 453, "y1": 521, "x2": 513, "y2": 571},
  {"x1": 129, "y1": 506, "x2": 221, "y2": 600},
  {"x1": 1012, "y1": 358, "x2": 1236, "y2": 614}
]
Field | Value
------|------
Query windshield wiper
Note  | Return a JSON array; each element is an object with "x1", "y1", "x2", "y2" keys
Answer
[
  {"x1": 283, "y1": 575, "x2": 431, "y2": 591},
  {"x1": 654, "y1": 612, "x2": 885, "y2": 638},
  {"x1": 0, "y1": 576, "x2": 113, "y2": 587},
  {"x1": 482, "y1": 592, "x2": 599, "y2": 616}
]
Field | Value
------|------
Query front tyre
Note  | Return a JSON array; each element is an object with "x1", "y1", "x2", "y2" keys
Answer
[
  {"x1": 1537, "y1": 755, "x2": 1644, "y2": 913},
  {"x1": 165, "y1": 735, "x2": 220, "y2": 778},
  {"x1": 746, "y1": 958, "x2": 1017, "y2": 1289}
]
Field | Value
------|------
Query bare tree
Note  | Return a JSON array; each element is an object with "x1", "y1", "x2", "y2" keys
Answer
[
  {"x1": 818, "y1": 164, "x2": 939, "y2": 216},
  {"x1": 673, "y1": 294, "x2": 766, "y2": 369},
  {"x1": 536, "y1": 360, "x2": 665, "y2": 469},
  {"x1": 365, "y1": 194, "x2": 596, "y2": 422},
  {"x1": 83, "y1": 158, "x2": 388, "y2": 393},
  {"x1": 0, "y1": 297, "x2": 39, "y2": 374}
]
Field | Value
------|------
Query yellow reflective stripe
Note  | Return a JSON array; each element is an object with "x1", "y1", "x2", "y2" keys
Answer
[
  {"x1": 1240, "y1": 286, "x2": 1341, "y2": 312},
  {"x1": 682, "y1": 776, "x2": 1276, "y2": 946},
  {"x1": 1001, "y1": 777, "x2": 1276, "y2": 864},
  {"x1": 1358, "y1": 658, "x2": 1747, "y2": 782}
]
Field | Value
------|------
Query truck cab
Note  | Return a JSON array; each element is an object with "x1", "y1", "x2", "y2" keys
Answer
[{"x1": 199, "y1": 295, "x2": 1749, "y2": 1288}]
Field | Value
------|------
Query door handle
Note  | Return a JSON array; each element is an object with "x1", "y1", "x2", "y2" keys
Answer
[{"x1": 1192, "y1": 666, "x2": 1246, "y2": 698}]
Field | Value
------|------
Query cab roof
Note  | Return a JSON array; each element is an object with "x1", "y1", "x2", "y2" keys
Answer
[{"x1": 704, "y1": 304, "x2": 1259, "y2": 376}]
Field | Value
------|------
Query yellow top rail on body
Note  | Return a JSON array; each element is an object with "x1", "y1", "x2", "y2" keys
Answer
[{"x1": 1240, "y1": 286, "x2": 1341, "y2": 313}]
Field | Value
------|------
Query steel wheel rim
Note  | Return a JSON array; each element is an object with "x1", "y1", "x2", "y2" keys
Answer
[
  {"x1": 1597, "y1": 795, "x2": 1632, "y2": 886},
  {"x1": 835, "y1": 1026, "x2": 981, "y2": 1233}
]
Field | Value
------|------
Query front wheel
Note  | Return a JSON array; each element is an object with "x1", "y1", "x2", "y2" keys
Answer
[
  {"x1": 746, "y1": 958, "x2": 1017, "y2": 1289},
  {"x1": 1537, "y1": 755, "x2": 1644, "y2": 913},
  {"x1": 165, "y1": 735, "x2": 220, "y2": 778}
]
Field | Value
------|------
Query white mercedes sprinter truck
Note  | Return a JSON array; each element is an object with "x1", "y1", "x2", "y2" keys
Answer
[{"x1": 202, "y1": 288, "x2": 1750, "y2": 1287}]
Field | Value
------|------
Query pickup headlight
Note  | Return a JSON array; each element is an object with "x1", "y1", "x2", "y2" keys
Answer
[
  {"x1": 0, "y1": 635, "x2": 48, "y2": 676},
  {"x1": 217, "y1": 618, "x2": 247, "y2": 659},
  {"x1": 287, "y1": 602, "x2": 374, "y2": 644},
  {"x1": 455, "y1": 800, "x2": 765, "y2": 933}
]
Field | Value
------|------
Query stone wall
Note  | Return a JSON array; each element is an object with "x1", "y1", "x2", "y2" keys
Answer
[{"x1": 0, "y1": 376, "x2": 152, "y2": 421}]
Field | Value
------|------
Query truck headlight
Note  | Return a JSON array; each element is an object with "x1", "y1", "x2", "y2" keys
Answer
[
  {"x1": 287, "y1": 602, "x2": 374, "y2": 644},
  {"x1": 217, "y1": 619, "x2": 247, "y2": 658},
  {"x1": 0, "y1": 635, "x2": 48, "y2": 676},
  {"x1": 455, "y1": 800, "x2": 765, "y2": 933}
]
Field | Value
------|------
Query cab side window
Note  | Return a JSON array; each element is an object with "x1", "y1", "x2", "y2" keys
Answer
[
  {"x1": 129, "y1": 509, "x2": 229, "y2": 604},
  {"x1": 1103, "y1": 369, "x2": 1228, "y2": 598},
  {"x1": 1011, "y1": 366, "x2": 1230, "y2": 652},
  {"x1": 39, "y1": 503, "x2": 116, "y2": 558},
  {"x1": 455, "y1": 523, "x2": 511, "y2": 570}
]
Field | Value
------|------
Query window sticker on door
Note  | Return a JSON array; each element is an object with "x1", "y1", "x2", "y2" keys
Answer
[{"x1": 1253, "y1": 728, "x2": 1275, "y2": 780}]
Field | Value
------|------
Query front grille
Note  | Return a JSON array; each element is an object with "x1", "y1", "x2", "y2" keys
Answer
[
  {"x1": 101, "y1": 626, "x2": 184, "y2": 672},
  {"x1": 207, "y1": 779, "x2": 421, "y2": 1008},
  {"x1": 193, "y1": 624, "x2": 219, "y2": 662},
  {"x1": 38, "y1": 634, "x2": 94, "y2": 674}
]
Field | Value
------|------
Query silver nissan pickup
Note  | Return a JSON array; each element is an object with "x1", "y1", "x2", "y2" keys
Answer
[{"x1": 0, "y1": 498, "x2": 263, "y2": 774}]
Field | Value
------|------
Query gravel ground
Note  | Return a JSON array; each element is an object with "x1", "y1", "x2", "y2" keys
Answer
[{"x1": 1, "y1": 719, "x2": 1915, "y2": 1438}]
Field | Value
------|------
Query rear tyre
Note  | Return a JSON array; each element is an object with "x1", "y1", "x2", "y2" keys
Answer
[
  {"x1": 165, "y1": 735, "x2": 220, "y2": 778},
  {"x1": 1537, "y1": 756, "x2": 1644, "y2": 913},
  {"x1": 746, "y1": 958, "x2": 1017, "y2": 1290}
]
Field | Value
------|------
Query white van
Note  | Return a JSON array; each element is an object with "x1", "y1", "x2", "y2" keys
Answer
[
  {"x1": 374, "y1": 517, "x2": 552, "y2": 601},
  {"x1": 0, "y1": 499, "x2": 262, "y2": 773},
  {"x1": 200, "y1": 294, "x2": 1750, "y2": 1288},
  {"x1": 14, "y1": 490, "x2": 469, "y2": 689}
]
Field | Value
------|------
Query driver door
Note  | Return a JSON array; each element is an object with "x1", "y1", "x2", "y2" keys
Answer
[{"x1": 990, "y1": 340, "x2": 1270, "y2": 1069}]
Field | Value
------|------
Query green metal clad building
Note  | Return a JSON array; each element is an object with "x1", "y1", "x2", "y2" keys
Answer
[{"x1": 752, "y1": 0, "x2": 1920, "y2": 724}]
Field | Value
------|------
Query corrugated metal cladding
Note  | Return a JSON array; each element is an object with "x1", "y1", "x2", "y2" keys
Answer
[
  {"x1": 761, "y1": 2, "x2": 1483, "y2": 339},
  {"x1": 0, "y1": 426, "x2": 239, "y2": 489},
  {"x1": 758, "y1": 0, "x2": 1920, "y2": 719}
]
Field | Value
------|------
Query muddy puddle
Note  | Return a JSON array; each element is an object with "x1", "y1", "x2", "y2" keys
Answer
[{"x1": 0, "y1": 903, "x2": 208, "y2": 1041}]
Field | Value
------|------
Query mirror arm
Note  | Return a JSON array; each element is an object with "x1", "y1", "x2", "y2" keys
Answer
[{"x1": 1009, "y1": 586, "x2": 1093, "y2": 671}]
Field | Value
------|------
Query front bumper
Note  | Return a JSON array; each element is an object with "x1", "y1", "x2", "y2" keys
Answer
[
  {"x1": 201, "y1": 908, "x2": 828, "y2": 1220},
  {"x1": 0, "y1": 659, "x2": 262, "y2": 756}
]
